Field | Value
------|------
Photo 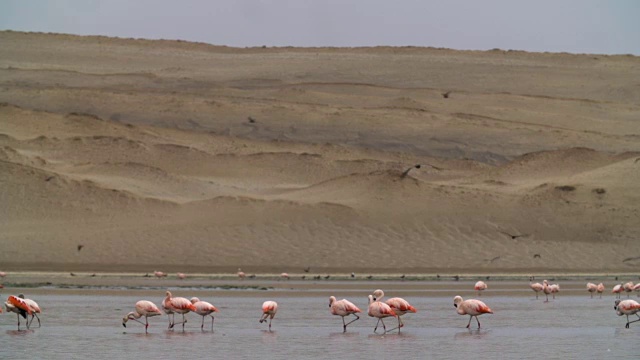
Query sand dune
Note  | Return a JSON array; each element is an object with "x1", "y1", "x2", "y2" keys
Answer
[{"x1": 0, "y1": 31, "x2": 639, "y2": 273}]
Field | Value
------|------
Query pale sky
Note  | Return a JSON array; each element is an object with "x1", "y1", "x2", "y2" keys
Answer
[{"x1": 1, "y1": 0, "x2": 639, "y2": 55}]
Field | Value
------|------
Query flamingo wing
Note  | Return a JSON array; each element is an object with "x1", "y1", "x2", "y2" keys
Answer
[
  {"x1": 262, "y1": 301, "x2": 278, "y2": 314},
  {"x1": 386, "y1": 297, "x2": 417, "y2": 313},
  {"x1": 465, "y1": 299, "x2": 493, "y2": 315},
  {"x1": 8, "y1": 295, "x2": 32, "y2": 315},
  {"x1": 171, "y1": 297, "x2": 197, "y2": 312}
]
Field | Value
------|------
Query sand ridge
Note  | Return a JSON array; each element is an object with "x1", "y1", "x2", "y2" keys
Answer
[{"x1": 0, "y1": 31, "x2": 639, "y2": 273}]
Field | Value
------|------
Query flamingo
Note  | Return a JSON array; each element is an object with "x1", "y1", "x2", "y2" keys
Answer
[
  {"x1": 372, "y1": 289, "x2": 416, "y2": 332},
  {"x1": 633, "y1": 283, "x2": 640, "y2": 297},
  {"x1": 237, "y1": 268, "x2": 246, "y2": 280},
  {"x1": 614, "y1": 299, "x2": 640, "y2": 328},
  {"x1": 17, "y1": 294, "x2": 41, "y2": 328},
  {"x1": 177, "y1": 272, "x2": 186, "y2": 280},
  {"x1": 453, "y1": 295, "x2": 493, "y2": 328},
  {"x1": 259, "y1": 300, "x2": 278, "y2": 330},
  {"x1": 542, "y1": 280, "x2": 553, "y2": 302},
  {"x1": 163, "y1": 290, "x2": 196, "y2": 330},
  {"x1": 190, "y1": 297, "x2": 219, "y2": 331},
  {"x1": 549, "y1": 283, "x2": 560, "y2": 299},
  {"x1": 612, "y1": 284, "x2": 623, "y2": 299},
  {"x1": 587, "y1": 283, "x2": 597, "y2": 298},
  {"x1": 623, "y1": 282, "x2": 635, "y2": 297},
  {"x1": 367, "y1": 294, "x2": 397, "y2": 334},
  {"x1": 122, "y1": 300, "x2": 162, "y2": 333},
  {"x1": 474, "y1": 281, "x2": 488, "y2": 296},
  {"x1": 530, "y1": 281, "x2": 544, "y2": 299},
  {"x1": 4, "y1": 295, "x2": 32, "y2": 330},
  {"x1": 329, "y1": 296, "x2": 361, "y2": 332},
  {"x1": 597, "y1": 283, "x2": 605, "y2": 298},
  {"x1": 0, "y1": 271, "x2": 6, "y2": 277},
  {"x1": 153, "y1": 271, "x2": 167, "y2": 279},
  {"x1": 280, "y1": 272, "x2": 290, "y2": 280}
]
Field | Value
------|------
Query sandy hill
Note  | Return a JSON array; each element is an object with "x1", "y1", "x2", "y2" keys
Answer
[{"x1": 0, "y1": 31, "x2": 639, "y2": 273}]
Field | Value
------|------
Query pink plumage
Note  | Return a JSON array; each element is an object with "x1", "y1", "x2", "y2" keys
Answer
[
  {"x1": 259, "y1": 300, "x2": 278, "y2": 330},
  {"x1": 329, "y1": 296, "x2": 362, "y2": 332},
  {"x1": 453, "y1": 295, "x2": 493, "y2": 328}
]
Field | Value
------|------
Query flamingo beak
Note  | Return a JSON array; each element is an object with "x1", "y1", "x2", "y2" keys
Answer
[
  {"x1": 122, "y1": 322, "x2": 126, "y2": 328},
  {"x1": 454, "y1": 304, "x2": 458, "y2": 308}
]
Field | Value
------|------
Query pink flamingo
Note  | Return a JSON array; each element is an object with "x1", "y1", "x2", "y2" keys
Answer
[
  {"x1": 623, "y1": 282, "x2": 635, "y2": 298},
  {"x1": 259, "y1": 301, "x2": 278, "y2": 330},
  {"x1": 549, "y1": 283, "x2": 560, "y2": 299},
  {"x1": 329, "y1": 296, "x2": 361, "y2": 332},
  {"x1": 163, "y1": 290, "x2": 196, "y2": 330},
  {"x1": 280, "y1": 272, "x2": 290, "y2": 280},
  {"x1": 453, "y1": 295, "x2": 493, "y2": 328},
  {"x1": 372, "y1": 289, "x2": 416, "y2": 332},
  {"x1": 474, "y1": 281, "x2": 488, "y2": 296},
  {"x1": 542, "y1": 280, "x2": 553, "y2": 302},
  {"x1": 5, "y1": 295, "x2": 32, "y2": 330},
  {"x1": 587, "y1": 283, "x2": 597, "y2": 298},
  {"x1": 17, "y1": 294, "x2": 41, "y2": 328},
  {"x1": 177, "y1": 273, "x2": 186, "y2": 280},
  {"x1": 612, "y1": 284, "x2": 623, "y2": 299},
  {"x1": 122, "y1": 300, "x2": 162, "y2": 333},
  {"x1": 614, "y1": 299, "x2": 640, "y2": 328},
  {"x1": 190, "y1": 297, "x2": 219, "y2": 331},
  {"x1": 237, "y1": 268, "x2": 246, "y2": 280},
  {"x1": 633, "y1": 283, "x2": 640, "y2": 297},
  {"x1": 154, "y1": 271, "x2": 167, "y2": 279},
  {"x1": 597, "y1": 283, "x2": 605, "y2": 298},
  {"x1": 367, "y1": 294, "x2": 397, "y2": 333},
  {"x1": 0, "y1": 271, "x2": 6, "y2": 277},
  {"x1": 529, "y1": 278, "x2": 544, "y2": 299}
]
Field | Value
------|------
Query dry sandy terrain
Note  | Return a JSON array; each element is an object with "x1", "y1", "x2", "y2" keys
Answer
[{"x1": 1, "y1": 31, "x2": 639, "y2": 274}]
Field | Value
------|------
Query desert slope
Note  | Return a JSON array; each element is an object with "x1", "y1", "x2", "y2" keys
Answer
[{"x1": 0, "y1": 31, "x2": 639, "y2": 273}]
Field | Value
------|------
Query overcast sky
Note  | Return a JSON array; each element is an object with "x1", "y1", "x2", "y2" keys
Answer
[{"x1": 2, "y1": 0, "x2": 639, "y2": 55}]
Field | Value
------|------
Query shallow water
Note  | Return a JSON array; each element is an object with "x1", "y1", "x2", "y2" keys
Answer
[{"x1": 1, "y1": 284, "x2": 638, "y2": 359}]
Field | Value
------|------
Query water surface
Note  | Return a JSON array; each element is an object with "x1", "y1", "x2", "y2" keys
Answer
[{"x1": 1, "y1": 283, "x2": 637, "y2": 359}]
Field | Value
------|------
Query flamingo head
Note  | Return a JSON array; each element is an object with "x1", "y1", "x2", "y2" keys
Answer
[
  {"x1": 367, "y1": 294, "x2": 374, "y2": 305},
  {"x1": 453, "y1": 295, "x2": 463, "y2": 308},
  {"x1": 329, "y1": 296, "x2": 336, "y2": 307},
  {"x1": 190, "y1": 297, "x2": 200, "y2": 304},
  {"x1": 372, "y1": 289, "x2": 384, "y2": 301},
  {"x1": 614, "y1": 299, "x2": 621, "y2": 310}
]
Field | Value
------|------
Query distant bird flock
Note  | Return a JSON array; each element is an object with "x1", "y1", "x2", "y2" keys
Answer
[{"x1": 2, "y1": 272, "x2": 640, "y2": 331}]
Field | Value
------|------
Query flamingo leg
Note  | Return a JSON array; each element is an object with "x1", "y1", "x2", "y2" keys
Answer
[
  {"x1": 145, "y1": 316, "x2": 149, "y2": 333},
  {"x1": 181, "y1": 314, "x2": 187, "y2": 330},
  {"x1": 373, "y1": 318, "x2": 381, "y2": 333},
  {"x1": 201, "y1": 316, "x2": 205, "y2": 330},
  {"x1": 210, "y1": 315, "x2": 215, "y2": 331},
  {"x1": 466, "y1": 315, "x2": 472, "y2": 328},
  {"x1": 475, "y1": 316, "x2": 481, "y2": 328},
  {"x1": 373, "y1": 318, "x2": 387, "y2": 333},
  {"x1": 544, "y1": 294, "x2": 549, "y2": 303},
  {"x1": 343, "y1": 314, "x2": 359, "y2": 332},
  {"x1": 626, "y1": 314, "x2": 640, "y2": 328},
  {"x1": 385, "y1": 316, "x2": 403, "y2": 333},
  {"x1": 268, "y1": 316, "x2": 273, "y2": 331},
  {"x1": 27, "y1": 314, "x2": 41, "y2": 328}
]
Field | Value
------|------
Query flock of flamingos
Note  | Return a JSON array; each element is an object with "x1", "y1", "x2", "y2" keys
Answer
[{"x1": 2, "y1": 271, "x2": 640, "y2": 332}]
